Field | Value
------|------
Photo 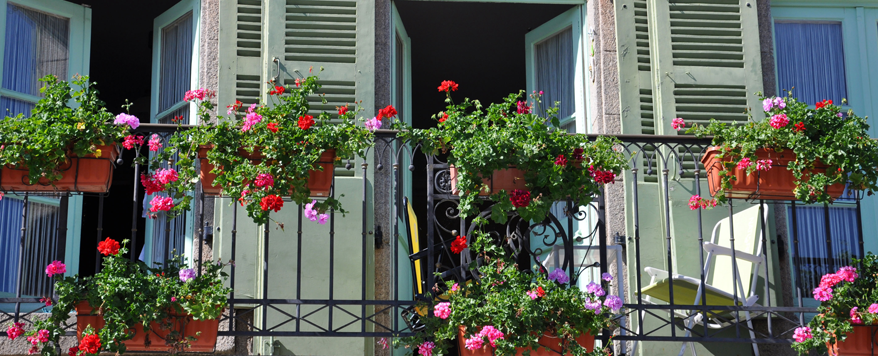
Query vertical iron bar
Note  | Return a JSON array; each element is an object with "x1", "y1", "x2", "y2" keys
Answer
[
  {"x1": 131, "y1": 158, "x2": 141, "y2": 262},
  {"x1": 96, "y1": 194, "x2": 104, "y2": 272},
  {"x1": 661, "y1": 168, "x2": 675, "y2": 338},
  {"x1": 425, "y1": 157, "x2": 435, "y2": 317},
  {"x1": 229, "y1": 201, "x2": 238, "y2": 332},
  {"x1": 694, "y1": 157, "x2": 707, "y2": 338},
  {"x1": 857, "y1": 195, "x2": 865, "y2": 259},
  {"x1": 632, "y1": 167, "x2": 643, "y2": 338},
  {"x1": 296, "y1": 204, "x2": 303, "y2": 333},
  {"x1": 165, "y1": 217, "x2": 172, "y2": 263},
  {"x1": 759, "y1": 201, "x2": 772, "y2": 337},
  {"x1": 598, "y1": 187, "x2": 609, "y2": 347},
  {"x1": 727, "y1": 199, "x2": 740, "y2": 338},
  {"x1": 329, "y1": 183, "x2": 336, "y2": 333},
  {"x1": 262, "y1": 214, "x2": 270, "y2": 333},
  {"x1": 823, "y1": 203, "x2": 834, "y2": 273},
  {"x1": 567, "y1": 198, "x2": 575, "y2": 284},
  {"x1": 56, "y1": 194, "x2": 69, "y2": 297},
  {"x1": 790, "y1": 201, "x2": 804, "y2": 324},
  {"x1": 14, "y1": 193, "x2": 29, "y2": 322},
  {"x1": 198, "y1": 190, "x2": 205, "y2": 276}
]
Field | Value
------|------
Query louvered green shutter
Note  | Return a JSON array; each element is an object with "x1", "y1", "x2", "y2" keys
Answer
[
  {"x1": 218, "y1": 0, "x2": 264, "y2": 109},
  {"x1": 265, "y1": 0, "x2": 374, "y2": 121}
]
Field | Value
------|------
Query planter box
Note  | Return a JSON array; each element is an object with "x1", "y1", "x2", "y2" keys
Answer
[
  {"x1": 0, "y1": 144, "x2": 118, "y2": 193},
  {"x1": 834, "y1": 325, "x2": 878, "y2": 356},
  {"x1": 198, "y1": 146, "x2": 335, "y2": 197},
  {"x1": 449, "y1": 166, "x2": 526, "y2": 196},
  {"x1": 457, "y1": 326, "x2": 594, "y2": 356},
  {"x1": 701, "y1": 147, "x2": 845, "y2": 201},
  {"x1": 76, "y1": 301, "x2": 218, "y2": 353}
]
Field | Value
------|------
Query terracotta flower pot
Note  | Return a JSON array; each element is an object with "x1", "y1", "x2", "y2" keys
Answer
[
  {"x1": 0, "y1": 144, "x2": 118, "y2": 193},
  {"x1": 198, "y1": 146, "x2": 335, "y2": 197},
  {"x1": 831, "y1": 325, "x2": 878, "y2": 356},
  {"x1": 448, "y1": 166, "x2": 526, "y2": 196},
  {"x1": 701, "y1": 147, "x2": 845, "y2": 201},
  {"x1": 76, "y1": 301, "x2": 219, "y2": 353},
  {"x1": 457, "y1": 326, "x2": 594, "y2": 356}
]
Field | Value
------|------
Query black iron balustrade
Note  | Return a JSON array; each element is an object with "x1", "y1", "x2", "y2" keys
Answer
[{"x1": 0, "y1": 127, "x2": 864, "y2": 353}]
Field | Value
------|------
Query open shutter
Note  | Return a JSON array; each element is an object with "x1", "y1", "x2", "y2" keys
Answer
[
  {"x1": 217, "y1": 0, "x2": 264, "y2": 109},
  {"x1": 265, "y1": 0, "x2": 374, "y2": 121}
]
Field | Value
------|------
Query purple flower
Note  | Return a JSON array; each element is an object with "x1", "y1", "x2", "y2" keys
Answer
[
  {"x1": 318, "y1": 213, "x2": 329, "y2": 225},
  {"x1": 548, "y1": 268, "x2": 569, "y2": 284},
  {"x1": 584, "y1": 299, "x2": 602, "y2": 314},
  {"x1": 114, "y1": 113, "x2": 140, "y2": 129},
  {"x1": 304, "y1": 200, "x2": 319, "y2": 221},
  {"x1": 365, "y1": 117, "x2": 382, "y2": 131},
  {"x1": 774, "y1": 97, "x2": 786, "y2": 109},
  {"x1": 586, "y1": 282, "x2": 605, "y2": 297},
  {"x1": 762, "y1": 98, "x2": 773, "y2": 112},
  {"x1": 179, "y1": 268, "x2": 196, "y2": 282},
  {"x1": 602, "y1": 272, "x2": 613, "y2": 282},
  {"x1": 604, "y1": 295, "x2": 623, "y2": 312}
]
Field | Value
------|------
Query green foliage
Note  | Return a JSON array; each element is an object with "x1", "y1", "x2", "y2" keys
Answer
[
  {"x1": 25, "y1": 240, "x2": 231, "y2": 355},
  {"x1": 689, "y1": 94, "x2": 878, "y2": 204},
  {"x1": 148, "y1": 70, "x2": 374, "y2": 225},
  {"x1": 394, "y1": 231, "x2": 616, "y2": 356},
  {"x1": 0, "y1": 75, "x2": 129, "y2": 185},
  {"x1": 791, "y1": 253, "x2": 878, "y2": 354},
  {"x1": 396, "y1": 89, "x2": 628, "y2": 223}
]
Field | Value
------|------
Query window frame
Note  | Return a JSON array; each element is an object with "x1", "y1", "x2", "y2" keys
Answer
[
  {"x1": 143, "y1": 0, "x2": 200, "y2": 266},
  {"x1": 524, "y1": 5, "x2": 589, "y2": 134}
]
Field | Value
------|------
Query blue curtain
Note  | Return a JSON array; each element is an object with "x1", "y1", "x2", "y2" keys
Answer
[
  {"x1": 535, "y1": 27, "x2": 574, "y2": 122},
  {"x1": 0, "y1": 198, "x2": 23, "y2": 293},
  {"x1": 775, "y1": 22, "x2": 847, "y2": 105},
  {"x1": 2, "y1": 3, "x2": 69, "y2": 117},
  {"x1": 788, "y1": 205, "x2": 859, "y2": 292},
  {"x1": 157, "y1": 12, "x2": 193, "y2": 123}
]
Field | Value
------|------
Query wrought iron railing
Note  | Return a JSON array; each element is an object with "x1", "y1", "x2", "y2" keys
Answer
[{"x1": 0, "y1": 127, "x2": 864, "y2": 354}]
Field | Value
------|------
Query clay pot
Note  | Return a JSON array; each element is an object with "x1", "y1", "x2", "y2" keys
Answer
[
  {"x1": 457, "y1": 326, "x2": 595, "y2": 356},
  {"x1": 198, "y1": 146, "x2": 335, "y2": 197},
  {"x1": 448, "y1": 166, "x2": 526, "y2": 196},
  {"x1": 0, "y1": 144, "x2": 118, "y2": 193}
]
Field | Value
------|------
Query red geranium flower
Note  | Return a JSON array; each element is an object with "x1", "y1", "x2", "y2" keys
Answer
[
  {"x1": 572, "y1": 148, "x2": 584, "y2": 161},
  {"x1": 267, "y1": 122, "x2": 278, "y2": 133},
  {"x1": 815, "y1": 99, "x2": 833, "y2": 109},
  {"x1": 536, "y1": 286, "x2": 546, "y2": 297},
  {"x1": 450, "y1": 236, "x2": 467, "y2": 254},
  {"x1": 79, "y1": 334, "x2": 101, "y2": 355},
  {"x1": 437, "y1": 80, "x2": 459, "y2": 93},
  {"x1": 510, "y1": 189, "x2": 531, "y2": 208},
  {"x1": 439, "y1": 113, "x2": 448, "y2": 123},
  {"x1": 97, "y1": 238, "x2": 120, "y2": 256},
  {"x1": 260, "y1": 195, "x2": 284, "y2": 212},
  {"x1": 298, "y1": 115, "x2": 314, "y2": 130},
  {"x1": 269, "y1": 85, "x2": 285, "y2": 95},
  {"x1": 68, "y1": 346, "x2": 79, "y2": 356},
  {"x1": 377, "y1": 105, "x2": 398, "y2": 121},
  {"x1": 555, "y1": 154, "x2": 567, "y2": 167},
  {"x1": 793, "y1": 121, "x2": 806, "y2": 133},
  {"x1": 338, "y1": 105, "x2": 349, "y2": 116}
]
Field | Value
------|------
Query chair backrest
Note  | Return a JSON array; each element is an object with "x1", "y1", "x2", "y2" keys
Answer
[
  {"x1": 403, "y1": 197, "x2": 424, "y2": 295},
  {"x1": 707, "y1": 203, "x2": 767, "y2": 297}
]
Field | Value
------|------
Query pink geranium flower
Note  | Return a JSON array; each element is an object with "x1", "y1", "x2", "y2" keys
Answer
[{"x1": 45, "y1": 261, "x2": 66, "y2": 277}]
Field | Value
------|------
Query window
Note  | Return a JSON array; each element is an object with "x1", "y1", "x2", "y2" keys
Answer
[
  {"x1": 775, "y1": 22, "x2": 847, "y2": 105},
  {"x1": 0, "y1": 0, "x2": 89, "y2": 298},
  {"x1": 143, "y1": 0, "x2": 199, "y2": 266},
  {"x1": 788, "y1": 204, "x2": 860, "y2": 297}
]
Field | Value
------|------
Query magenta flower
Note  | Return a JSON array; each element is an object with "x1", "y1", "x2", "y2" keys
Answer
[
  {"x1": 318, "y1": 213, "x2": 329, "y2": 225},
  {"x1": 756, "y1": 159, "x2": 772, "y2": 171},
  {"x1": 793, "y1": 326, "x2": 812, "y2": 343},
  {"x1": 478, "y1": 325, "x2": 505, "y2": 347},
  {"x1": 516, "y1": 101, "x2": 531, "y2": 114},
  {"x1": 869, "y1": 304, "x2": 878, "y2": 314},
  {"x1": 255, "y1": 174, "x2": 275, "y2": 188},
  {"x1": 527, "y1": 290, "x2": 538, "y2": 300},
  {"x1": 602, "y1": 272, "x2": 613, "y2": 282},
  {"x1": 451, "y1": 283, "x2": 460, "y2": 292},
  {"x1": 377, "y1": 338, "x2": 389, "y2": 350},
  {"x1": 6, "y1": 322, "x2": 24, "y2": 340},
  {"x1": 774, "y1": 97, "x2": 786, "y2": 109},
  {"x1": 671, "y1": 117, "x2": 685, "y2": 131},
  {"x1": 418, "y1": 341, "x2": 435, "y2": 356},
  {"x1": 464, "y1": 336, "x2": 484, "y2": 351},
  {"x1": 155, "y1": 168, "x2": 179, "y2": 185},
  {"x1": 114, "y1": 113, "x2": 140, "y2": 129},
  {"x1": 586, "y1": 281, "x2": 606, "y2": 297},
  {"x1": 852, "y1": 307, "x2": 862, "y2": 324},
  {"x1": 149, "y1": 196, "x2": 175, "y2": 213},
  {"x1": 122, "y1": 135, "x2": 145, "y2": 150},
  {"x1": 770, "y1": 113, "x2": 789, "y2": 129},
  {"x1": 813, "y1": 285, "x2": 833, "y2": 302},
  {"x1": 45, "y1": 261, "x2": 66, "y2": 277},
  {"x1": 148, "y1": 134, "x2": 162, "y2": 152},
  {"x1": 762, "y1": 98, "x2": 773, "y2": 112},
  {"x1": 689, "y1": 195, "x2": 701, "y2": 210},
  {"x1": 736, "y1": 157, "x2": 752, "y2": 170},
  {"x1": 179, "y1": 268, "x2": 196, "y2": 282},
  {"x1": 838, "y1": 266, "x2": 858, "y2": 282},
  {"x1": 554, "y1": 154, "x2": 567, "y2": 167},
  {"x1": 365, "y1": 117, "x2": 382, "y2": 132},
  {"x1": 585, "y1": 299, "x2": 602, "y2": 314},
  {"x1": 241, "y1": 111, "x2": 263, "y2": 132},
  {"x1": 548, "y1": 268, "x2": 569, "y2": 284},
  {"x1": 304, "y1": 200, "x2": 319, "y2": 222},
  {"x1": 434, "y1": 302, "x2": 451, "y2": 319},
  {"x1": 37, "y1": 329, "x2": 49, "y2": 343},
  {"x1": 171, "y1": 297, "x2": 177, "y2": 302}
]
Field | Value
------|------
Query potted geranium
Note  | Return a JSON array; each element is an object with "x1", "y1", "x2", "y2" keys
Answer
[
  {"x1": 0, "y1": 75, "x2": 136, "y2": 193},
  {"x1": 689, "y1": 94, "x2": 878, "y2": 204},
  {"x1": 394, "y1": 231, "x2": 617, "y2": 356},
  {"x1": 6, "y1": 238, "x2": 231, "y2": 355},
  {"x1": 145, "y1": 70, "x2": 377, "y2": 225},
  {"x1": 791, "y1": 253, "x2": 878, "y2": 356},
  {"x1": 399, "y1": 81, "x2": 628, "y2": 223}
]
